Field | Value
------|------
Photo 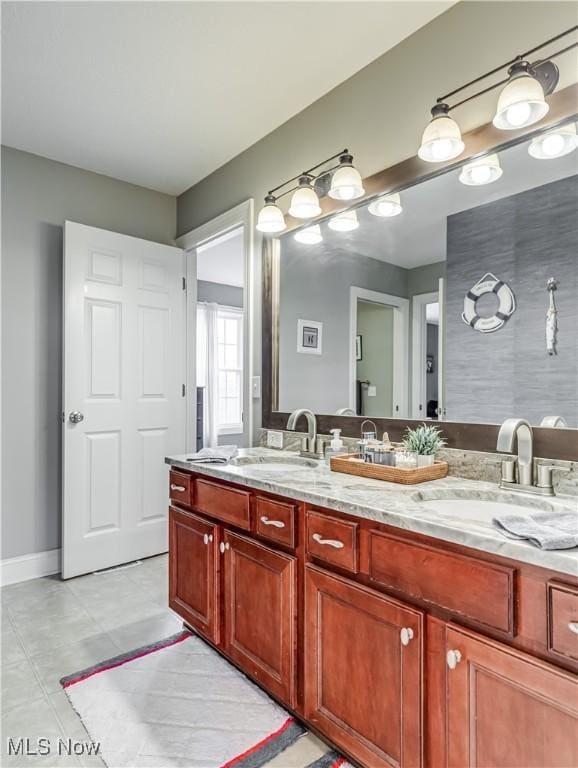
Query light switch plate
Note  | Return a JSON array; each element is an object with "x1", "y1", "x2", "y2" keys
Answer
[
  {"x1": 367, "y1": 386, "x2": 377, "y2": 397},
  {"x1": 251, "y1": 376, "x2": 261, "y2": 399},
  {"x1": 267, "y1": 431, "x2": 284, "y2": 449}
]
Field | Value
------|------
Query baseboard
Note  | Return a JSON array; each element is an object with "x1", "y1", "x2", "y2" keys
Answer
[{"x1": 0, "y1": 548, "x2": 61, "y2": 586}]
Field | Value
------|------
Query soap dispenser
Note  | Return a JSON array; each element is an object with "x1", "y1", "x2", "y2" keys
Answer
[{"x1": 325, "y1": 429, "x2": 344, "y2": 465}]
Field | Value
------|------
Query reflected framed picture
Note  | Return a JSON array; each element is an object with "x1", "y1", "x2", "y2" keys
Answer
[
  {"x1": 426, "y1": 354, "x2": 434, "y2": 374},
  {"x1": 356, "y1": 335, "x2": 363, "y2": 361},
  {"x1": 297, "y1": 319, "x2": 323, "y2": 355}
]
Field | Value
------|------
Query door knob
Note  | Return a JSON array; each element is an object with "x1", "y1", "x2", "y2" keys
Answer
[
  {"x1": 446, "y1": 649, "x2": 462, "y2": 669},
  {"x1": 400, "y1": 627, "x2": 414, "y2": 646},
  {"x1": 68, "y1": 411, "x2": 84, "y2": 424}
]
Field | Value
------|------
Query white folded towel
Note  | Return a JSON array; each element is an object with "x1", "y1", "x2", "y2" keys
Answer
[
  {"x1": 185, "y1": 446, "x2": 239, "y2": 464},
  {"x1": 493, "y1": 509, "x2": 578, "y2": 550}
]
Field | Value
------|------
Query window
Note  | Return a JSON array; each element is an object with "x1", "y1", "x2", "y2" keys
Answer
[{"x1": 216, "y1": 308, "x2": 243, "y2": 434}]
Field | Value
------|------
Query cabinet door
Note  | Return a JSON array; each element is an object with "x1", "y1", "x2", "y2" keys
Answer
[
  {"x1": 169, "y1": 506, "x2": 220, "y2": 645},
  {"x1": 223, "y1": 531, "x2": 297, "y2": 707},
  {"x1": 446, "y1": 624, "x2": 578, "y2": 767},
  {"x1": 304, "y1": 565, "x2": 423, "y2": 768}
]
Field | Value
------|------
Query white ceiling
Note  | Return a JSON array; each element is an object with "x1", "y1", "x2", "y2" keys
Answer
[
  {"x1": 197, "y1": 227, "x2": 244, "y2": 287},
  {"x1": 1, "y1": 1, "x2": 452, "y2": 196},
  {"x1": 307, "y1": 130, "x2": 578, "y2": 269}
]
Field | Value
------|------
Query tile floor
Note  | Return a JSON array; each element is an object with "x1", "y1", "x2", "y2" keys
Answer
[{"x1": 1, "y1": 555, "x2": 328, "y2": 768}]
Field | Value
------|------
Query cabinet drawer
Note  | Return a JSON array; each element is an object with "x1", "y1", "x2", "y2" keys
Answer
[
  {"x1": 195, "y1": 478, "x2": 251, "y2": 531},
  {"x1": 169, "y1": 471, "x2": 192, "y2": 507},
  {"x1": 548, "y1": 582, "x2": 578, "y2": 662},
  {"x1": 306, "y1": 510, "x2": 358, "y2": 573},
  {"x1": 255, "y1": 496, "x2": 296, "y2": 548},
  {"x1": 368, "y1": 530, "x2": 515, "y2": 635}
]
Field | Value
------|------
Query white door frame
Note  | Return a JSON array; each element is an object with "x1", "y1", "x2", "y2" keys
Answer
[
  {"x1": 349, "y1": 287, "x2": 409, "y2": 417},
  {"x1": 176, "y1": 200, "x2": 254, "y2": 448},
  {"x1": 411, "y1": 278, "x2": 445, "y2": 420}
]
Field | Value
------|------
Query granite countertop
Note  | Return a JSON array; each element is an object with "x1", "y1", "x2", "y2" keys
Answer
[{"x1": 166, "y1": 448, "x2": 578, "y2": 578}]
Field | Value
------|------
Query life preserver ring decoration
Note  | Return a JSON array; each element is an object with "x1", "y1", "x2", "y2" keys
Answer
[{"x1": 462, "y1": 272, "x2": 516, "y2": 334}]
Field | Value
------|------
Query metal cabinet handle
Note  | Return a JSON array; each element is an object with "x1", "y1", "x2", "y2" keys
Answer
[
  {"x1": 219, "y1": 541, "x2": 230, "y2": 554},
  {"x1": 170, "y1": 484, "x2": 186, "y2": 492},
  {"x1": 568, "y1": 621, "x2": 578, "y2": 635},
  {"x1": 260, "y1": 516, "x2": 285, "y2": 529},
  {"x1": 312, "y1": 533, "x2": 344, "y2": 549},
  {"x1": 446, "y1": 649, "x2": 462, "y2": 670},
  {"x1": 69, "y1": 411, "x2": 84, "y2": 424},
  {"x1": 400, "y1": 627, "x2": 414, "y2": 646},
  {"x1": 203, "y1": 534, "x2": 213, "y2": 545}
]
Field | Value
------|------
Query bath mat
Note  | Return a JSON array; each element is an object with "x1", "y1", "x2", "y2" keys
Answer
[{"x1": 61, "y1": 630, "x2": 345, "y2": 768}]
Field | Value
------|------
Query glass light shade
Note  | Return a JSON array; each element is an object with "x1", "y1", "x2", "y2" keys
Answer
[
  {"x1": 294, "y1": 224, "x2": 322, "y2": 245},
  {"x1": 256, "y1": 201, "x2": 286, "y2": 233},
  {"x1": 493, "y1": 73, "x2": 549, "y2": 130},
  {"x1": 368, "y1": 192, "x2": 402, "y2": 217},
  {"x1": 459, "y1": 153, "x2": 503, "y2": 186},
  {"x1": 328, "y1": 164, "x2": 364, "y2": 200},
  {"x1": 528, "y1": 123, "x2": 578, "y2": 159},
  {"x1": 328, "y1": 210, "x2": 359, "y2": 232},
  {"x1": 418, "y1": 115, "x2": 464, "y2": 163},
  {"x1": 288, "y1": 183, "x2": 321, "y2": 218}
]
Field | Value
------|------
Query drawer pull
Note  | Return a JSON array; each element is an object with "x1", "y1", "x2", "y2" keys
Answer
[
  {"x1": 400, "y1": 627, "x2": 414, "y2": 646},
  {"x1": 446, "y1": 649, "x2": 462, "y2": 670},
  {"x1": 260, "y1": 516, "x2": 285, "y2": 529},
  {"x1": 219, "y1": 541, "x2": 230, "y2": 554},
  {"x1": 312, "y1": 533, "x2": 344, "y2": 549},
  {"x1": 568, "y1": 621, "x2": 578, "y2": 635},
  {"x1": 203, "y1": 533, "x2": 213, "y2": 545},
  {"x1": 170, "y1": 484, "x2": 186, "y2": 492}
]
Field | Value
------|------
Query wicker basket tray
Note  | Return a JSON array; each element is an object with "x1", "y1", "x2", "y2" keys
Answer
[{"x1": 329, "y1": 453, "x2": 448, "y2": 484}]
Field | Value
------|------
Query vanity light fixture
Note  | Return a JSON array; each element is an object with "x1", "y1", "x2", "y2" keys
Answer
[
  {"x1": 459, "y1": 153, "x2": 503, "y2": 186},
  {"x1": 528, "y1": 122, "x2": 578, "y2": 159},
  {"x1": 294, "y1": 224, "x2": 322, "y2": 245},
  {"x1": 288, "y1": 176, "x2": 322, "y2": 219},
  {"x1": 328, "y1": 154, "x2": 365, "y2": 200},
  {"x1": 418, "y1": 26, "x2": 577, "y2": 161},
  {"x1": 256, "y1": 195, "x2": 287, "y2": 233},
  {"x1": 328, "y1": 210, "x2": 359, "y2": 232},
  {"x1": 493, "y1": 61, "x2": 549, "y2": 130},
  {"x1": 418, "y1": 103, "x2": 465, "y2": 163},
  {"x1": 256, "y1": 148, "x2": 363, "y2": 234},
  {"x1": 368, "y1": 192, "x2": 403, "y2": 218}
]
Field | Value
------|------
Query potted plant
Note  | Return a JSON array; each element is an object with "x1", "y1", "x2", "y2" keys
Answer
[{"x1": 402, "y1": 423, "x2": 446, "y2": 467}]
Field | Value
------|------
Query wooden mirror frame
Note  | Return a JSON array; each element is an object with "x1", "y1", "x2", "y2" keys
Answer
[{"x1": 262, "y1": 84, "x2": 578, "y2": 461}]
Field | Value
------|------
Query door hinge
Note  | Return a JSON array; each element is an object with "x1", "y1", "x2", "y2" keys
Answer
[
  {"x1": 182, "y1": 276, "x2": 187, "y2": 290},
  {"x1": 182, "y1": 384, "x2": 186, "y2": 397}
]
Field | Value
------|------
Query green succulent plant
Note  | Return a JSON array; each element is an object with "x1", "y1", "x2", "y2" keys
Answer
[{"x1": 402, "y1": 423, "x2": 446, "y2": 456}]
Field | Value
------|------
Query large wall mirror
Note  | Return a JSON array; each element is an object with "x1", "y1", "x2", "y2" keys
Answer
[{"x1": 264, "y1": 107, "x2": 578, "y2": 457}]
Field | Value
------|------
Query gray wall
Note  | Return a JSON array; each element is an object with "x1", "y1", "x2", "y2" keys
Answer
[
  {"x1": 1, "y1": 146, "x2": 176, "y2": 560},
  {"x1": 278, "y1": 240, "x2": 407, "y2": 414},
  {"x1": 197, "y1": 280, "x2": 243, "y2": 308},
  {"x1": 445, "y1": 175, "x2": 578, "y2": 426},
  {"x1": 176, "y1": 2, "x2": 576, "y2": 438},
  {"x1": 357, "y1": 302, "x2": 394, "y2": 418}
]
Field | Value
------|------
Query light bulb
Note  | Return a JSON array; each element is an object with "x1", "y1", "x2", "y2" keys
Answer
[
  {"x1": 418, "y1": 104, "x2": 464, "y2": 163},
  {"x1": 459, "y1": 153, "x2": 502, "y2": 186},
  {"x1": 328, "y1": 210, "x2": 359, "y2": 232},
  {"x1": 288, "y1": 176, "x2": 321, "y2": 219},
  {"x1": 294, "y1": 224, "x2": 322, "y2": 245},
  {"x1": 529, "y1": 124, "x2": 577, "y2": 159},
  {"x1": 256, "y1": 196, "x2": 286, "y2": 233},
  {"x1": 368, "y1": 192, "x2": 402, "y2": 218},
  {"x1": 493, "y1": 64, "x2": 549, "y2": 130},
  {"x1": 329, "y1": 154, "x2": 365, "y2": 200}
]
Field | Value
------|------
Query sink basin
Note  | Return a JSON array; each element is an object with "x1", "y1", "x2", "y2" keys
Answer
[
  {"x1": 230, "y1": 455, "x2": 318, "y2": 473},
  {"x1": 412, "y1": 490, "x2": 555, "y2": 523}
]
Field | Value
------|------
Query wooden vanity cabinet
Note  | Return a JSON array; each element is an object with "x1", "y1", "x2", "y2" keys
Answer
[{"x1": 168, "y1": 470, "x2": 578, "y2": 768}]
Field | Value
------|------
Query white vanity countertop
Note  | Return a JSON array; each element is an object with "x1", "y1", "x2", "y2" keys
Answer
[{"x1": 166, "y1": 449, "x2": 578, "y2": 577}]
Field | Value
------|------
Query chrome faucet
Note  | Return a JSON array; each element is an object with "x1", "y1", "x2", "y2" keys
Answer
[
  {"x1": 286, "y1": 409, "x2": 325, "y2": 458},
  {"x1": 497, "y1": 418, "x2": 561, "y2": 496}
]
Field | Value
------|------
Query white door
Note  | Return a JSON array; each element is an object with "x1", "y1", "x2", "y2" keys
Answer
[{"x1": 62, "y1": 222, "x2": 186, "y2": 579}]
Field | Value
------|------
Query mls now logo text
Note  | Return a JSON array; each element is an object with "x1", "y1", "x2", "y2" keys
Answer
[{"x1": 7, "y1": 737, "x2": 101, "y2": 757}]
